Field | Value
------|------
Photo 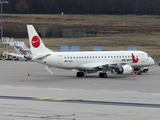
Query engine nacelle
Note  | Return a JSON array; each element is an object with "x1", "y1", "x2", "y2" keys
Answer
[
  {"x1": 24, "y1": 54, "x2": 33, "y2": 60},
  {"x1": 114, "y1": 65, "x2": 133, "y2": 74}
]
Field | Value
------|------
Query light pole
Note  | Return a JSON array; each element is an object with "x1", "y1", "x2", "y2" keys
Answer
[{"x1": 0, "y1": 0, "x2": 8, "y2": 47}]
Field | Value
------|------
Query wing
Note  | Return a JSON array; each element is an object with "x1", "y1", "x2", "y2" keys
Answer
[{"x1": 78, "y1": 62, "x2": 127, "y2": 71}]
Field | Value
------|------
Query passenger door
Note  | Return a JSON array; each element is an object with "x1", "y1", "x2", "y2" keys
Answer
[
  {"x1": 58, "y1": 55, "x2": 63, "y2": 64},
  {"x1": 141, "y1": 54, "x2": 145, "y2": 63}
]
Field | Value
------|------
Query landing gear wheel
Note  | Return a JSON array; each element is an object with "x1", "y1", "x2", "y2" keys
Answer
[
  {"x1": 77, "y1": 72, "x2": 85, "y2": 77},
  {"x1": 99, "y1": 73, "x2": 107, "y2": 78},
  {"x1": 143, "y1": 69, "x2": 146, "y2": 73},
  {"x1": 138, "y1": 72, "x2": 142, "y2": 75}
]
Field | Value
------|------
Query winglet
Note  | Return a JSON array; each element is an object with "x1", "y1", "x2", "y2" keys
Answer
[{"x1": 132, "y1": 53, "x2": 139, "y2": 63}]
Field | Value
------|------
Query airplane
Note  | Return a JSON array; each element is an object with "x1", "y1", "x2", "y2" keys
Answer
[{"x1": 26, "y1": 25, "x2": 155, "y2": 78}]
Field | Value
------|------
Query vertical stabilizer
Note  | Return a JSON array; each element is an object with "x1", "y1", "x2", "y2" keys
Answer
[{"x1": 27, "y1": 25, "x2": 53, "y2": 55}]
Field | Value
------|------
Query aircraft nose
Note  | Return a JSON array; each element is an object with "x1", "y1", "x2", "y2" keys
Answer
[{"x1": 150, "y1": 57, "x2": 155, "y2": 65}]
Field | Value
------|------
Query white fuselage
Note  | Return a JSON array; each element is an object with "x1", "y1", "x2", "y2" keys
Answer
[
  {"x1": 27, "y1": 25, "x2": 155, "y2": 77},
  {"x1": 34, "y1": 51, "x2": 154, "y2": 70}
]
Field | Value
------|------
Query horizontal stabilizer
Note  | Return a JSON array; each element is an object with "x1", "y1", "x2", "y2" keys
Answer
[
  {"x1": 4, "y1": 53, "x2": 24, "y2": 58},
  {"x1": 33, "y1": 54, "x2": 51, "y2": 60}
]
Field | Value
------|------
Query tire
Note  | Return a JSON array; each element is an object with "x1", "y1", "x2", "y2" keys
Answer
[
  {"x1": 77, "y1": 72, "x2": 84, "y2": 77},
  {"x1": 99, "y1": 73, "x2": 103, "y2": 78},
  {"x1": 103, "y1": 73, "x2": 107, "y2": 78},
  {"x1": 99, "y1": 73, "x2": 107, "y2": 78}
]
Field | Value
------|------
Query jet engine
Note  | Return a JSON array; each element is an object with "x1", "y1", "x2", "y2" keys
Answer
[
  {"x1": 24, "y1": 54, "x2": 33, "y2": 60},
  {"x1": 114, "y1": 65, "x2": 133, "y2": 74}
]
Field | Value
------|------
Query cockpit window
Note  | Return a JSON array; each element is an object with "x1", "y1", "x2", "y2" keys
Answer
[{"x1": 147, "y1": 54, "x2": 150, "y2": 57}]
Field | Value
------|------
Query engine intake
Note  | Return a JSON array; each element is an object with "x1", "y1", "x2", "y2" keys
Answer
[
  {"x1": 114, "y1": 65, "x2": 133, "y2": 74},
  {"x1": 24, "y1": 54, "x2": 33, "y2": 60}
]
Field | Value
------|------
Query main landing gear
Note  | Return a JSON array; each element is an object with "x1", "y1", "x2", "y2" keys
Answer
[
  {"x1": 99, "y1": 72, "x2": 107, "y2": 78},
  {"x1": 77, "y1": 72, "x2": 85, "y2": 77},
  {"x1": 76, "y1": 71, "x2": 107, "y2": 78}
]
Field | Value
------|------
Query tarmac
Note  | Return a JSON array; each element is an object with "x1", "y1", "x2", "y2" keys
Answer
[{"x1": 0, "y1": 60, "x2": 160, "y2": 120}]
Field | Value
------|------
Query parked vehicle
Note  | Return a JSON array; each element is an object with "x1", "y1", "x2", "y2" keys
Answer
[{"x1": 141, "y1": 67, "x2": 148, "y2": 73}]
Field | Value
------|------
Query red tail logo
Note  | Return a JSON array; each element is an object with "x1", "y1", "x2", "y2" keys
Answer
[
  {"x1": 132, "y1": 53, "x2": 139, "y2": 63},
  {"x1": 31, "y1": 36, "x2": 41, "y2": 48}
]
